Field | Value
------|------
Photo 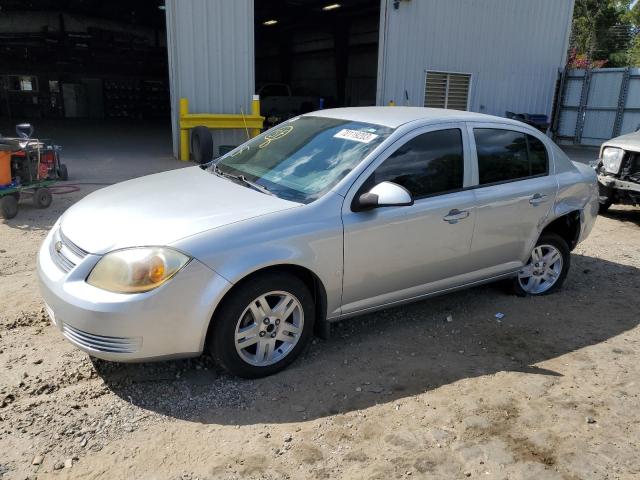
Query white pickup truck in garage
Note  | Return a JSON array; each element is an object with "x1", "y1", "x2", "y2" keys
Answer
[{"x1": 258, "y1": 83, "x2": 319, "y2": 127}]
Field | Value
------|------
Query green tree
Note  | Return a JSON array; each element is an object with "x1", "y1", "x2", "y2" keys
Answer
[
  {"x1": 570, "y1": 0, "x2": 634, "y2": 67},
  {"x1": 623, "y1": 1, "x2": 640, "y2": 65}
]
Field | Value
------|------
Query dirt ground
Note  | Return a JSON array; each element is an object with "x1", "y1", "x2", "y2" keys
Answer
[{"x1": 1, "y1": 175, "x2": 640, "y2": 479}]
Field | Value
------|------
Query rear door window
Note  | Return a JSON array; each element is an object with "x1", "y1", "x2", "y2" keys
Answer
[
  {"x1": 474, "y1": 129, "x2": 548, "y2": 185},
  {"x1": 527, "y1": 135, "x2": 549, "y2": 176}
]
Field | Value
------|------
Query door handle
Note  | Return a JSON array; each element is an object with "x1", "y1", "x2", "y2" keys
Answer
[
  {"x1": 529, "y1": 193, "x2": 548, "y2": 206},
  {"x1": 443, "y1": 209, "x2": 470, "y2": 224}
]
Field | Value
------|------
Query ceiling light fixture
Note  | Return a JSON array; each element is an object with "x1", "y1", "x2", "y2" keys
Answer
[
  {"x1": 322, "y1": 3, "x2": 341, "y2": 10},
  {"x1": 263, "y1": 19, "x2": 278, "y2": 26}
]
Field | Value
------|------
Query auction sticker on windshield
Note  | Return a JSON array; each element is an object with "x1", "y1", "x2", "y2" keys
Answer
[{"x1": 334, "y1": 129, "x2": 379, "y2": 144}]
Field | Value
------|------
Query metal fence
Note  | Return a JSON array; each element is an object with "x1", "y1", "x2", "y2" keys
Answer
[{"x1": 554, "y1": 67, "x2": 640, "y2": 147}]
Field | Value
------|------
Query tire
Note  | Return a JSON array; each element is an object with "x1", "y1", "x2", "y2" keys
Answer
[
  {"x1": 191, "y1": 126, "x2": 213, "y2": 164},
  {"x1": 0, "y1": 195, "x2": 18, "y2": 219},
  {"x1": 598, "y1": 200, "x2": 612, "y2": 214},
  {"x1": 33, "y1": 188, "x2": 52, "y2": 209},
  {"x1": 57, "y1": 163, "x2": 69, "y2": 181},
  {"x1": 597, "y1": 183, "x2": 612, "y2": 214},
  {"x1": 513, "y1": 232, "x2": 570, "y2": 296},
  {"x1": 210, "y1": 272, "x2": 315, "y2": 378}
]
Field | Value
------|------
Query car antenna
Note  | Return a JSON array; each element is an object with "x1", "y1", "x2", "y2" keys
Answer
[{"x1": 240, "y1": 107, "x2": 250, "y2": 140}]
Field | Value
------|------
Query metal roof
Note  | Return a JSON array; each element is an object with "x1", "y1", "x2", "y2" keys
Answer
[{"x1": 305, "y1": 106, "x2": 521, "y2": 128}]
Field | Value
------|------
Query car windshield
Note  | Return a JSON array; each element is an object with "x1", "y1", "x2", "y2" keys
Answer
[{"x1": 210, "y1": 116, "x2": 394, "y2": 203}]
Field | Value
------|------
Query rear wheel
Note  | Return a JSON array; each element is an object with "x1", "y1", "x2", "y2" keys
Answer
[
  {"x1": 33, "y1": 188, "x2": 52, "y2": 209},
  {"x1": 0, "y1": 195, "x2": 18, "y2": 219},
  {"x1": 210, "y1": 272, "x2": 315, "y2": 378},
  {"x1": 57, "y1": 164, "x2": 69, "y2": 181},
  {"x1": 513, "y1": 233, "x2": 570, "y2": 296}
]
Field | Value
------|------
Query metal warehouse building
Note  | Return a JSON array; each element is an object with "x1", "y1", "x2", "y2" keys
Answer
[
  {"x1": 1, "y1": 0, "x2": 574, "y2": 160},
  {"x1": 164, "y1": 0, "x2": 574, "y2": 157}
]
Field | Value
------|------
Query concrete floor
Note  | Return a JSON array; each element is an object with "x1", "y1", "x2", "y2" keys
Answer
[{"x1": 0, "y1": 118, "x2": 188, "y2": 184}]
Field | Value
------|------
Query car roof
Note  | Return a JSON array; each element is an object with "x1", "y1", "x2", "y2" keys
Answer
[{"x1": 304, "y1": 106, "x2": 520, "y2": 129}]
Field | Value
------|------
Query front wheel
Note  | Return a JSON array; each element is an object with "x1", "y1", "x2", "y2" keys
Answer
[
  {"x1": 598, "y1": 199, "x2": 612, "y2": 214},
  {"x1": 210, "y1": 272, "x2": 315, "y2": 378},
  {"x1": 513, "y1": 233, "x2": 570, "y2": 296},
  {"x1": 0, "y1": 195, "x2": 18, "y2": 219}
]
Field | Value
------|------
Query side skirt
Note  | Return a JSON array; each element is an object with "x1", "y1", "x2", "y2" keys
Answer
[{"x1": 330, "y1": 270, "x2": 519, "y2": 322}]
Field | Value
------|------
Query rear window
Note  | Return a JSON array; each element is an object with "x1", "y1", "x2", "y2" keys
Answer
[{"x1": 474, "y1": 129, "x2": 549, "y2": 185}]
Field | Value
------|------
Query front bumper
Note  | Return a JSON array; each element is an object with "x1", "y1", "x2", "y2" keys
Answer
[
  {"x1": 597, "y1": 173, "x2": 640, "y2": 194},
  {"x1": 37, "y1": 227, "x2": 232, "y2": 362}
]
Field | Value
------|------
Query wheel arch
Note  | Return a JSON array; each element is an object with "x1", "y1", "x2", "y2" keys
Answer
[
  {"x1": 540, "y1": 210, "x2": 581, "y2": 251},
  {"x1": 203, "y1": 263, "x2": 329, "y2": 349}
]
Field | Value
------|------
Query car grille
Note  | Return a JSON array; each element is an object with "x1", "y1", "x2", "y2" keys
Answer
[
  {"x1": 50, "y1": 228, "x2": 88, "y2": 273},
  {"x1": 625, "y1": 152, "x2": 640, "y2": 183},
  {"x1": 62, "y1": 323, "x2": 141, "y2": 354}
]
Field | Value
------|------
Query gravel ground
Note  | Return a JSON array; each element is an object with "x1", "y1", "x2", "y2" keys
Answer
[{"x1": 1, "y1": 176, "x2": 639, "y2": 479}]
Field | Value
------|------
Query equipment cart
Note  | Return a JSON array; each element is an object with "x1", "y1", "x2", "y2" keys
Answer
[{"x1": 0, "y1": 123, "x2": 68, "y2": 220}]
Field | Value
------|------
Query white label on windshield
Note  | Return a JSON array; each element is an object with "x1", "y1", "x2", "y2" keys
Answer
[{"x1": 334, "y1": 129, "x2": 379, "y2": 144}]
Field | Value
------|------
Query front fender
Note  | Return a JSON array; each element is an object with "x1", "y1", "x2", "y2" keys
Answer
[{"x1": 171, "y1": 192, "x2": 345, "y2": 320}]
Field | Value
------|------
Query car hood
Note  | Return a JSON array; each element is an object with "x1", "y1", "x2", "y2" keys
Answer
[
  {"x1": 602, "y1": 131, "x2": 640, "y2": 152},
  {"x1": 59, "y1": 166, "x2": 301, "y2": 254}
]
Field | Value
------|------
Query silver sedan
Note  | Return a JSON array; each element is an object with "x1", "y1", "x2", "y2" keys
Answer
[{"x1": 37, "y1": 107, "x2": 598, "y2": 378}]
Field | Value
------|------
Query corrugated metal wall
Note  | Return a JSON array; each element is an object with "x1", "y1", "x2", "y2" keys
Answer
[
  {"x1": 165, "y1": 0, "x2": 574, "y2": 156},
  {"x1": 556, "y1": 68, "x2": 640, "y2": 146},
  {"x1": 377, "y1": 0, "x2": 574, "y2": 117},
  {"x1": 165, "y1": 0, "x2": 254, "y2": 158}
]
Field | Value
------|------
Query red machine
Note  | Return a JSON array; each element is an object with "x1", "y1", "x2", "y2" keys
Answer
[{"x1": 0, "y1": 123, "x2": 68, "y2": 219}]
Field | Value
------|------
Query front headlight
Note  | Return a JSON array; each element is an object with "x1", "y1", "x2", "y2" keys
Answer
[
  {"x1": 87, "y1": 247, "x2": 190, "y2": 294},
  {"x1": 601, "y1": 147, "x2": 624, "y2": 174}
]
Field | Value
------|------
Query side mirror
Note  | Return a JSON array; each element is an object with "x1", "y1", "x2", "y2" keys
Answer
[
  {"x1": 354, "y1": 181, "x2": 413, "y2": 211},
  {"x1": 16, "y1": 123, "x2": 34, "y2": 139}
]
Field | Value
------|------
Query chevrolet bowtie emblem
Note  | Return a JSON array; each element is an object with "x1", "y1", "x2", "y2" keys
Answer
[{"x1": 54, "y1": 241, "x2": 63, "y2": 253}]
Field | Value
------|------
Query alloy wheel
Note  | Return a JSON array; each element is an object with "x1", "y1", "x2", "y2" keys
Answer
[
  {"x1": 234, "y1": 290, "x2": 304, "y2": 366},
  {"x1": 517, "y1": 244, "x2": 564, "y2": 295}
]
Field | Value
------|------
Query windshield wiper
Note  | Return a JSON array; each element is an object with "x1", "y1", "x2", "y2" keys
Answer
[
  {"x1": 235, "y1": 175, "x2": 274, "y2": 196},
  {"x1": 209, "y1": 163, "x2": 226, "y2": 177},
  {"x1": 211, "y1": 164, "x2": 273, "y2": 196}
]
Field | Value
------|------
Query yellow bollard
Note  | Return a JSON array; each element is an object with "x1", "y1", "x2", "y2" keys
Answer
[
  {"x1": 179, "y1": 98, "x2": 189, "y2": 161},
  {"x1": 250, "y1": 95, "x2": 261, "y2": 137},
  {"x1": 178, "y1": 96, "x2": 264, "y2": 160},
  {"x1": 388, "y1": 100, "x2": 396, "y2": 106}
]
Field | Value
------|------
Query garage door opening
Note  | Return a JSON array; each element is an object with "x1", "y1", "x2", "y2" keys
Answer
[
  {"x1": 0, "y1": 1, "x2": 174, "y2": 180},
  {"x1": 254, "y1": 0, "x2": 380, "y2": 127}
]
